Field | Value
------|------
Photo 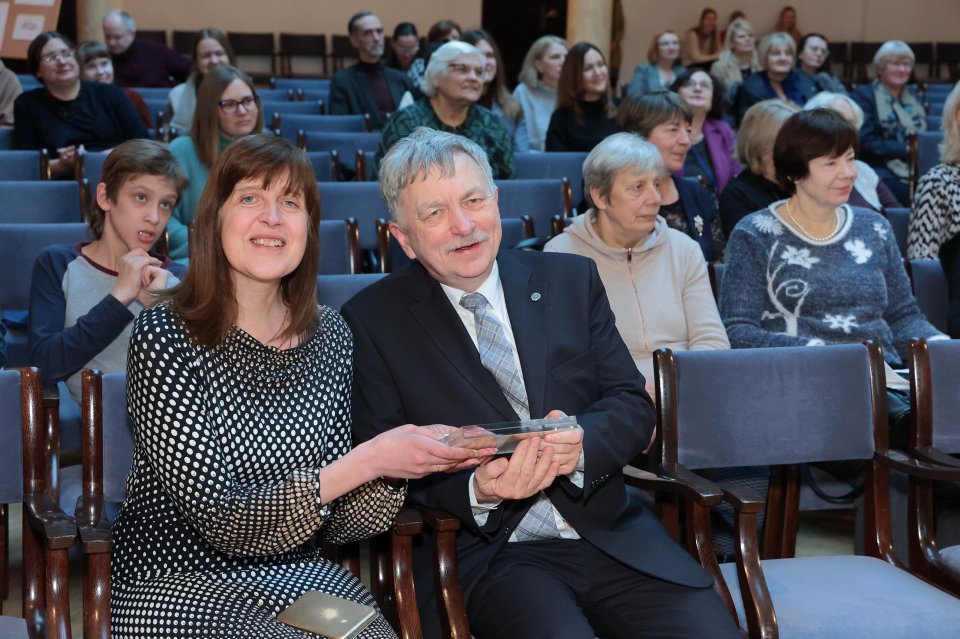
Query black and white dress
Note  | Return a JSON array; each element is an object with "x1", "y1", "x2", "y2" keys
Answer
[{"x1": 111, "y1": 303, "x2": 405, "y2": 638}]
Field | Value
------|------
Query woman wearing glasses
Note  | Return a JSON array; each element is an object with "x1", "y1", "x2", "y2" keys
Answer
[
  {"x1": 14, "y1": 31, "x2": 148, "y2": 178},
  {"x1": 167, "y1": 65, "x2": 263, "y2": 262}
]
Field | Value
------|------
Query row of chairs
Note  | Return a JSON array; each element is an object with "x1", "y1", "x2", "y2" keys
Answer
[{"x1": 826, "y1": 41, "x2": 960, "y2": 82}]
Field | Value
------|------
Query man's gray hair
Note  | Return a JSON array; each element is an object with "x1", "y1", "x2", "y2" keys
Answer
[
  {"x1": 421, "y1": 41, "x2": 483, "y2": 97},
  {"x1": 582, "y1": 133, "x2": 665, "y2": 209},
  {"x1": 379, "y1": 127, "x2": 495, "y2": 223},
  {"x1": 103, "y1": 9, "x2": 136, "y2": 32},
  {"x1": 804, "y1": 91, "x2": 865, "y2": 129}
]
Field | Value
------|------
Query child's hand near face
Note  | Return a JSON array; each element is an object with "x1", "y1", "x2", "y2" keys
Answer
[
  {"x1": 112, "y1": 249, "x2": 161, "y2": 305},
  {"x1": 137, "y1": 265, "x2": 169, "y2": 307}
]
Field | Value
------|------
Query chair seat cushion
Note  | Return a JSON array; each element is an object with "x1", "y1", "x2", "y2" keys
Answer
[
  {"x1": 939, "y1": 544, "x2": 960, "y2": 571},
  {"x1": 0, "y1": 616, "x2": 28, "y2": 638},
  {"x1": 719, "y1": 555, "x2": 960, "y2": 638}
]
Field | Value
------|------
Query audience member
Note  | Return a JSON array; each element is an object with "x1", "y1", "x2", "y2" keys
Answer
[
  {"x1": 427, "y1": 19, "x2": 461, "y2": 44},
  {"x1": 719, "y1": 10, "x2": 746, "y2": 44},
  {"x1": 736, "y1": 32, "x2": 816, "y2": 124},
  {"x1": 545, "y1": 42, "x2": 617, "y2": 152},
  {"x1": 910, "y1": 78, "x2": 960, "y2": 334},
  {"x1": 617, "y1": 91, "x2": 724, "y2": 260},
  {"x1": 719, "y1": 99, "x2": 796, "y2": 238},
  {"x1": 111, "y1": 134, "x2": 485, "y2": 638},
  {"x1": 626, "y1": 30, "x2": 685, "y2": 97},
  {"x1": 0, "y1": 60, "x2": 22, "y2": 126},
  {"x1": 710, "y1": 18, "x2": 761, "y2": 109},
  {"x1": 851, "y1": 40, "x2": 926, "y2": 205},
  {"x1": 671, "y1": 69, "x2": 742, "y2": 194},
  {"x1": 720, "y1": 109, "x2": 943, "y2": 368},
  {"x1": 796, "y1": 33, "x2": 846, "y2": 94},
  {"x1": 544, "y1": 133, "x2": 728, "y2": 397},
  {"x1": 512, "y1": 35, "x2": 567, "y2": 152},
  {"x1": 329, "y1": 11, "x2": 414, "y2": 131},
  {"x1": 166, "y1": 28, "x2": 235, "y2": 133},
  {"x1": 375, "y1": 41, "x2": 516, "y2": 179},
  {"x1": 772, "y1": 6, "x2": 802, "y2": 45},
  {"x1": 344, "y1": 127, "x2": 742, "y2": 639},
  {"x1": 683, "y1": 8, "x2": 722, "y2": 70},
  {"x1": 386, "y1": 22, "x2": 425, "y2": 87},
  {"x1": 76, "y1": 40, "x2": 152, "y2": 128},
  {"x1": 462, "y1": 29, "x2": 528, "y2": 152},
  {"x1": 14, "y1": 31, "x2": 148, "y2": 178},
  {"x1": 168, "y1": 65, "x2": 263, "y2": 263},
  {"x1": 804, "y1": 92, "x2": 901, "y2": 211},
  {"x1": 102, "y1": 10, "x2": 190, "y2": 87},
  {"x1": 29, "y1": 139, "x2": 186, "y2": 402}
]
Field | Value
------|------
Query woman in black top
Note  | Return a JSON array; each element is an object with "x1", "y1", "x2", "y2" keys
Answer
[
  {"x1": 545, "y1": 42, "x2": 617, "y2": 152},
  {"x1": 14, "y1": 31, "x2": 148, "y2": 178}
]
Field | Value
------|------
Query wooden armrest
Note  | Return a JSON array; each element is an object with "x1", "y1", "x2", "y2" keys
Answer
[
  {"x1": 392, "y1": 506, "x2": 422, "y2": 536},
  {"x1": 913, "y1": 445, "x2": 960, "y2": 469},
  {"x1": 624, "y1": 463, "x2": 724, "y2": 506},
  {"x1": 23, "y1": 492, "x2": 77, "y2": 550},
  {"x1": 419, "y1": 507, "x2": 462, "y2": 532},
  {"x1": 876, "y1": 449, "x2": 960, "y2": 481},
  {"x1": 719, "y1": 481, "x2": 766, "y2": 513},
  {"x1": 75, "y1": 494, "x2": 113, "y2": 553}
]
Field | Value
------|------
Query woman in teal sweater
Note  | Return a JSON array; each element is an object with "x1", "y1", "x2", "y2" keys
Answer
[{"x1": 168, "y1": 65, "x2": 262, "y2": 262}]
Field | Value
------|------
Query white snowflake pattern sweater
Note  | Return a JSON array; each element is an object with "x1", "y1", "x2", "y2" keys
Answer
[{"x1": 720, "y1": 201, "x2": 942, "y2": 363}]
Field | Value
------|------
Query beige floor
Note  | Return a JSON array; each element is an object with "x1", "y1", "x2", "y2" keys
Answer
[{"x1": 1, "y1": 503, "x2": 856, "y2": 636}]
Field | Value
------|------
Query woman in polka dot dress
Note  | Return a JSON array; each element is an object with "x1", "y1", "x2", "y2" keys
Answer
[{"x1": 110, "y1": 135, "x2": 490, "y2": 638}]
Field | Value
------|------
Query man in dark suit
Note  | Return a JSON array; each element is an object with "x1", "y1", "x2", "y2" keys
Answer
[
  {"x1": 102, "y1": 10, "x2": 190, "y2": 88},
  {"x1": 329, "y1": 12, "x2": 414, "y2": 130},
  {"x1": 344, "y1": 128, "x2": 740, "y2": 639}
]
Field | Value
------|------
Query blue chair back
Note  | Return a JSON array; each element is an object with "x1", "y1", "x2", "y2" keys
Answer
[
  {"x1": 0, "y1": 370, "x2": 24, "y2": 503},
  {"x1": 17, "y1": 74, "x2": 40, "y2": 90},
  {"x1": 0, "y1": 181, "x2": 82, "y2": 223},
  {"x1": 143, "y1": 97, "x2": 167, "y2": 124},
  {"x1": 295, "y1": 89, "x2": 330, "y2": 107},
  {"x1": 494, "y1": 179, "x2": 569, "y2": 237},
  {"x1": 918, "y1": 131, "x2": 944, "y2": 179},
  {"x1": 101, "y1": 372, "x2": 134, "y2": 503},
  {"x1": 0, "y1": 223, "x2": 90, "y2": 313},
  {"x1": 926, "y1": 115, "x2": 943, "y2": 131},
  {"x1": 306, "y1": 151, "x2": 337, "y2": 182},
  {"x1": 662, "y1": 344, "x2": 878, "y2": 470},
  {"x1": 276, "y1": 114, "x2": 368, "y2": 141},
  {"x1": 514, "y1": 152, "x2": 587, "y2": 211},
  {"x1": 262, "y1": 100, "x2": 323, "y2": 116},
  {"x1": 272, "y1": 77, "x2": 331, "y2": 92},
  {"x1": 316, "y1": 274, "x2": 386, "y2": 310},
  {"x1": 80, "y1": 150, "x2": 110, "y2": 187},
  {"x1": 318, "y1": 219, "x2": 358, "y2": 274},
  {"x1": 0, "y1": 151, "x2": 43, "y2": 181},
  {"x1": 301, "y1": 131, "x2": 380, "y2": 178},
  {"x1": 0, "y1": 129, "x2": 12, "y2": 150},
  {"x1": 926, "y1": 340, "x2": 960, "y2": 454},
  {"x1": 909, "y1": 259, "x2": 950, "y2": 333},
  {"x1": 130, "y1": 87, "x2": 171, "y2": 101},
  {"x1": 885, "y1": 208, "x2": 910, "y2": 257},
  {"x1": 317, "y1": 182, "x2": 388, "y2": 251},
  {"x1": 256, "y1": 88, "x2": 293, "y2": 102}
]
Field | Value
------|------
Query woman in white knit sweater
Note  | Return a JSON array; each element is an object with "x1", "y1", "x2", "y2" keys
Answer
[{"x1": 545, "y1": 132, "x2": 729, "y2": 396}]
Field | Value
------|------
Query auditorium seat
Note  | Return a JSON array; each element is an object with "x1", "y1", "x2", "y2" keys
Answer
[
  {"x1": 906, "y1": 259, "x2": 950, "y2": 333},
  {"x1": 318, "y1": 218, "x2": 361, "y2": 274},
  {"x1": 0, "y1": 150, "x2": 48, "y2": 181},
  {"x1": 274, "y1": 113, "x2": 370, "y2": 142},
  {"x1": 0, "y1": 181, "x2": 83, "y2": 223}
]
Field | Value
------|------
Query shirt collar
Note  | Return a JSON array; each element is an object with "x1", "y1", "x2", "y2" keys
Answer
[{"x1": 439, "y1": 260, "x2": 503, "y2": 309}]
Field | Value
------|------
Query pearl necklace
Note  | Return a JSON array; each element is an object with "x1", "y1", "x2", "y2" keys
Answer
[{"x1": 784, "y1": 199, "x2": 842, "y2": 242}]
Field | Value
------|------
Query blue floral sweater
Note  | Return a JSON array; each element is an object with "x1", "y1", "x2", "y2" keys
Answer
[{"x1": 720, "y1": 202, "x2": 942, "y2": 363}]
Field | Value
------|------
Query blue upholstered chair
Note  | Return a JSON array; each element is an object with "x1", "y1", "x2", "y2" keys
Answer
[
  {"x1": 316, "y1": 181, "x2": 389, "y2": 264},
  {"x1": 298, "y1": 131, "x2": 380, "y2": 181},
  {"x1": 493, "y1": 178, "x2": 573, "y2": 239},
  {"x1": 0, "y1": 182, "x2": 83, "y2": 223},
  {"x1": 76, "y1": 150, "x2": 110, "y2": 191},
  {"x1": 884, "y1": 208, "x2": 910, "y2": 257},
  {"x1": 0, "y1": 150, "x2": 47, "y2": 181},
  {"x1": 653, "y1": 343, "x2": 960, "y2": 638},
  {"x1": 0, "y1": 129, "x2": 12, "y2": 151},
  {"x1": 318, "y1": 218, "x2": 361, "y2": 275},
  {"x1": 274, "y1": 113, "x2": 370, "y2": 142},
  {"x1": 0, "y1": 368, "x2": 76, "y2": 639},
  {"x1": 316, "y1": 274, "x2": 387, "y2": 311},
  {"x1": 907, "y1": 338, "x2": 960, "y2": 594},
  {"x1": 513, "y1": 151, "x2": 588, "y2": 213},
  {"x1": 270, "y1": 77, "x2": 331, "y2": 93},
  {"x1": 907, "y1": 259, "x2": 950, "y2": 333}
]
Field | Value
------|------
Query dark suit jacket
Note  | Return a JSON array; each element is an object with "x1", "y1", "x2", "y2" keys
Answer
[
  {"x1": 674, "y1": 175, "x2": 722, "y2": 261},
  {"x1": 328, "y1": 62, "x2": 412, "y2": 130},
  {"x1": 343, "y1": 249, "x2": 711, "y2": 638},
  {"x1": 735, "y1": 69, "x2": 818, "y2": 124}
]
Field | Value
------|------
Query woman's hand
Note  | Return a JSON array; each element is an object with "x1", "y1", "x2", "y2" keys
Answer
[{"x1": 361, "y1": 425, "x2": 498, "y2": 479}]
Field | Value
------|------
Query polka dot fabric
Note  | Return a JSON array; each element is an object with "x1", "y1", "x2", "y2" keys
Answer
[{"x1": 111, "y1": 303, "x2": 404, "y2": 638}]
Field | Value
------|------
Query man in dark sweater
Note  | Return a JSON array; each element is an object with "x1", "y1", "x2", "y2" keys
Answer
[
  {"x1": 102, "y1": 10, "x2": 190, "y2": 88},
  {"x1": 329, "y1": 11, "x2": 414, "y2": 130}
]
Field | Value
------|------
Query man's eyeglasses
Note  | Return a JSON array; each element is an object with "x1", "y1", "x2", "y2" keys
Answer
[
  {"x1": 447, "y1": 63, "x2": 483, "y2": 77},
  {"x1": 41, "y1": 49, "x2": 76, "y2": 64},
  {"x1": 218, "y1": 95, "x2": 259, "y2": 114}
]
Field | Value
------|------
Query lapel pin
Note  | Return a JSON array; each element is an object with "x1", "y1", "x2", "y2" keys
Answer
[
  {"x1": 530, "y1": 292, "x2": 541, "y2": 302},
  {"x1": 694, "y1": 215, "x2": 704, "y2": 237}
]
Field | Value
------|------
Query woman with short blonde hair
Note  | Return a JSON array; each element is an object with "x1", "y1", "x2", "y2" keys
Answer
[{"x1": 735, "y1": 32, "x2": 817, "y2": 123}]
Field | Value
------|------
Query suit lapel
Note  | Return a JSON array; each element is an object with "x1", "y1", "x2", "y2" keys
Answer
[
  {"x1": 498, "y1": 251, "x2": 548, "y2": 419},
  {"x1": 406, "y1": 264, "x2": 518, "y2": 421}
]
